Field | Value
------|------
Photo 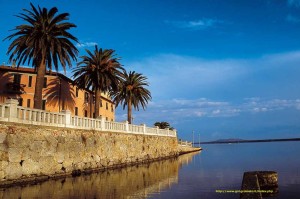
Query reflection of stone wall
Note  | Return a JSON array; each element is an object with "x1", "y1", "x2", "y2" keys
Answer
[
  {"x1": 0, "y1": 122, "x2": 178, "y2": 184},
  {"x1": 0, "y1": 158, "x2": 180, "y2": 199}
]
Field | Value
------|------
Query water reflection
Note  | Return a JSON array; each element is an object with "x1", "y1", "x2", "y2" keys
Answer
[{"x1": 0, "y1": 152, "x2": 199, "y2": 199}]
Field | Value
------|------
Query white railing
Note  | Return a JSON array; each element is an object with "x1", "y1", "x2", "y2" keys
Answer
[
  {"x1": 178, "y1": 140, "x2": 193, "y2": 147},
  {"x1": 129, "y1": 124, "x2": 144, "y2": 134},
  {"x1": 105, "y1": 120, "x2": 126, "y2": 132},
  {"x1": 0, "y1": 104, "x2": 9, "y2": 121},
  {"x1": 16, "y1": 106, "x2": 66, "y2": 127},
  {"x1": 0, "y1": 99, "x2": 177, "y2": 137}
]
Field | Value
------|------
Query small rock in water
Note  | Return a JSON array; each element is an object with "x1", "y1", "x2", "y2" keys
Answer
[{"x1": 240, "y1": 171, "x2": 278, "y2": 199}]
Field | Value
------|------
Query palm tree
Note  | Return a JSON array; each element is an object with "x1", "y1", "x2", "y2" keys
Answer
[
  {"x1": 154, "y1": 121, "x2": 175, "y2": 130},
  {"x1": 111, "y1": 71, "x2": 152, "y2": 124},
  {"x1": 5, "y1": 3, "x2": 78, "y2": 109},
  {"x1": 154, "y1": 121, "x2": 170, "y2": 129},
  {"x1": 72, "y1": 45, "x2": 123, "y2": 118}
]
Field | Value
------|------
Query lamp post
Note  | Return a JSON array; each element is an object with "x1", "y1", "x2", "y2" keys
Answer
[{"x1": 192, "y1": 130, "x2": 194, "y2": 147}]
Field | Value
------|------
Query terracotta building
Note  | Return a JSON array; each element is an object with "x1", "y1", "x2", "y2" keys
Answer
[{"x1": 0, "y1": 65, "x2": 115, "y2": 121}]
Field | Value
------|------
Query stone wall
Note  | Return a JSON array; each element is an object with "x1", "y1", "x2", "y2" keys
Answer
[
  {"x1": 0, "y1": 122, "x2": 178, "y2": 184},
  {"x1": 178, "y1": 145, "x2": 202, "y2": 155}
]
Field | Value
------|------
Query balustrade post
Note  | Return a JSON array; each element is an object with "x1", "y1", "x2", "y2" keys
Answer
[
  {"x1": 156, "y1": 126, "x2": 159, "y2": 135},
  {"x1": 125, "y1": 121, "x2": 129, "y2": 132},
  {"x1": 61, "y1": 110, "x2": 72, "y2": 128},
  {"x1": 100, "y1": 116, "x2": 105, "y2": 130},
  {"x1": 5, "y1": 99, "x2": 19, "y2": 122},
  {"x1": 22, "y1": 109, "x2": 26, "y2": 120},
  {"x1": 142, "y1": 124, "x2": 146, "y2": 134},
  {"x1": 166, "y1": 128, "x2": 169, "y2": 136}
]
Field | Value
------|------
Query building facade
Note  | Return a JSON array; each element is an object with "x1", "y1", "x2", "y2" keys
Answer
[{"x1": 0, "y1": 65, "x2": 115, "y2": 121}]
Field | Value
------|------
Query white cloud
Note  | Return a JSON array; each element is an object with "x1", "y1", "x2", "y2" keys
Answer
[
  {"x1": 286, "y1": 14, "x2": 300, "y2": 23},
  {"x1": 172, "y1": 98, "x2": 228, "y2": 107},
  {"x1": 244, "y1": 98, "x2": 300, "y2": 113},
  {"x1": 117, "y1": 97, "x2": 300, "y2": 124},
  {"x1": 127, "y1": 51, "x2": 300, "y2": 101},
  {"x1": 165, "y1": 18, "x2": 225, "y2": 30},
  {"x1": 212, "y1": 109, "x2": 221, "y2": 115},
  {"x1": 119, "y1": 51, "x2": 300, "y2": 127},
  {"x1": 288, "y1": 0, "x2": 300, "y2": 7},
  {"x1": 127, "y1": 53, "x2": 249, "y2": 99},
  {"x1": 76, "y1": 42, "x2": 98, "y2": 48},
  {"x1": 194, "y1": 111, "x2": 206, "y2": 117},
  {"x1": 296, "y1": 100, "x2": 300, "y2": 110}
]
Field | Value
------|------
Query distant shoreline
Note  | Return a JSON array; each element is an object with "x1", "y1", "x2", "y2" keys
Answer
[{"x1": 199, "y1": 138, "x2": 300, "y2": 144}]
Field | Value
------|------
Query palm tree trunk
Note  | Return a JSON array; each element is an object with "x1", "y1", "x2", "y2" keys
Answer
[
  {"x1": 95, "y1": 88, "x2": 101, "y2": 118},
  {"x1": 34, "y1": 62, "x2": 46, "y2": 109},
  {"x1": 128, "y1": 98, "x2": 132, "y2": 124}
]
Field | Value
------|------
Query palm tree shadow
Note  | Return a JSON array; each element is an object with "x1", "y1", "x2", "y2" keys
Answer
[
  {"x1": 82, "y1": 94, "x2": 93, "y2": 117},
  {"x1": 0, "y1": 73, "x2": 12, "y2": 103},
  {"x1": 0, "y1": 73, "x2": 25, "y2": 103},
  {"x1": 44, "y1": 78, "x2": 76, "y2": 112}
]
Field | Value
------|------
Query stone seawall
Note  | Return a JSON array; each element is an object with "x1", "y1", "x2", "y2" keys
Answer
[
  {"x1": 0, "y1": 122, "x2": 178, "y2": 185},
  {"x1": 178, "y1": 145, "x2": 202, "y2": 155}
]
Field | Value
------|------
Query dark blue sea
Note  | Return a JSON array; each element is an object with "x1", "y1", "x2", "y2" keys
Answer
[
  {"x1": 149, "y1": 141, "x2": 300, "y2": 199},
  {"x1": 0, "y1": 141, "x2": 299, "y2": 198}
]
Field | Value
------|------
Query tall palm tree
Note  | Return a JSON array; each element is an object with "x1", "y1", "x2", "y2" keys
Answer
[
  {"x1": 72, "y1": 45, "x2": 123, "y2": 118},
  {"x1": 5, "y1": 3, "x2": 78, "y2": 109},
  {"x1": 111, "y1": 71, "x2": 152, "y2": 124}
]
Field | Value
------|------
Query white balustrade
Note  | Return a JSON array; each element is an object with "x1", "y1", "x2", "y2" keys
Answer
[
  {"x1": 145, "y1": 127, "x2": 157, "y2": 135},
  {"x1": 178, "y1": 140, "x2": 192, "y2": 147},
  {"x1": 0, "y1": 99, "x2": 177, "y2": 137}
]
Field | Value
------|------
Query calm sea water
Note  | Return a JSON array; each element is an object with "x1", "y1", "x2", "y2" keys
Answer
[{"x1": 0, "y1": 141, "x2": 299, "y2": 199}]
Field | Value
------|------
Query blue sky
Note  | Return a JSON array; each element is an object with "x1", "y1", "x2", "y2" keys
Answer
[{"x1": 1, "y1": 0, "x2": 300, "y2": 141}]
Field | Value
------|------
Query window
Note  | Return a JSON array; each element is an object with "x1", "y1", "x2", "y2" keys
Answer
[
  {"x1": 42, "y1": 100, "x2": 46, "y2": 110},
  {"x1": 85, "y1": 110, "x2": 88, "y2": 117},
  {"x1": 84, "y1": 92, "x2": 89, "y2": 103},
  {"x1": 75, "y1": 107, "x2": 78, "y2": 116},
  {"x1": 27, "y1": 99, "x2": 31, "y2": 108},
  {"x1": 43, "y1": 77, "x2": 47, "y2": 88},
  {"x1": 100, "y1": 100, "x2": 103, "y2": 107},
  {"x1": 18, "y1": 98, "x2": 23, "y2": 106},
  {"x1": 106, "y1": 117, "x2": 108, "y2": 121},
  {"x1": 75, "y1": 87, "x2": 79, "y2": 97},
  {"x1": 106, "y1": 102, "x2": 108, "y2": 110},
  {"x1": 28, "y1": 76, "x2": 32, "y2": 87},
  {"x1": 13, "y1": 74, "x2": 21, "y2": 84},
  {"x1": 111, "y1": 104, "x2": 114, "y2": 112},
  {"x1": 93, "y1": 112, "x2": 95, "y2": 118}
]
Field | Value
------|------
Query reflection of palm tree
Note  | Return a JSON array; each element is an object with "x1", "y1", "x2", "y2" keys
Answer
[
  {"x1": 110, "y1": 71, "x2": 151, "y2": 124},
  {"x1": 44, "y1": 77, "x2": 75, "y2": 112},
  {"x1": 72, "y1": 45, "x2": 123, "y2": 118},
  {"x1": 5, "y1": 3, "x2": 78, "y2": 109}
]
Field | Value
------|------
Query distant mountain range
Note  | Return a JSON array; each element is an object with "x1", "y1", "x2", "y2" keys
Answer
[{"x1": 200, "y1": 138, "x2": 300, "y2": 144}]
